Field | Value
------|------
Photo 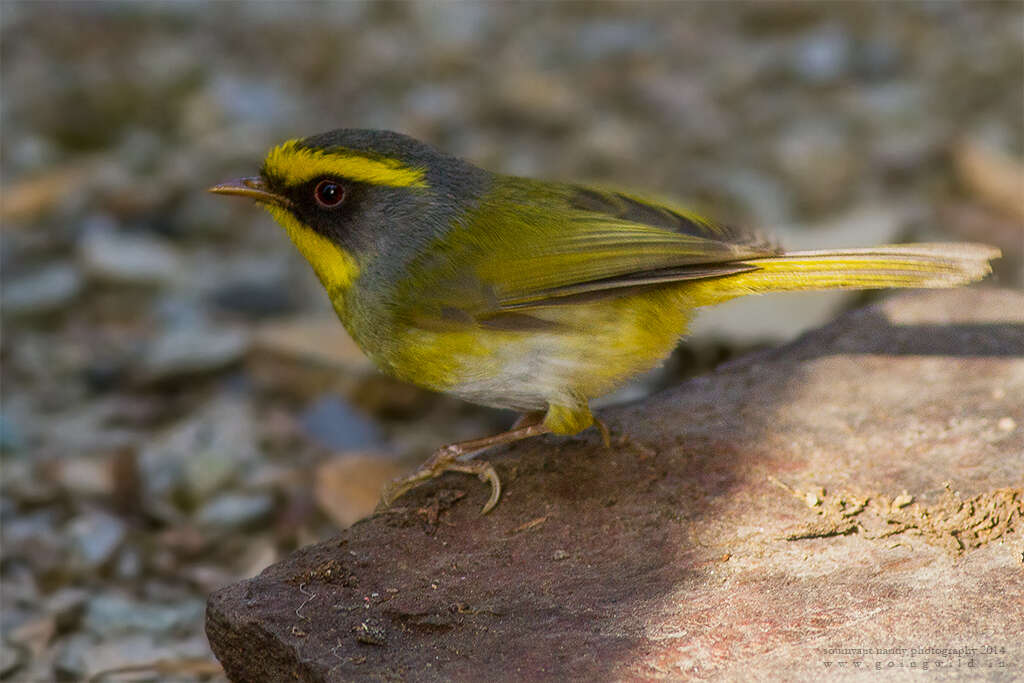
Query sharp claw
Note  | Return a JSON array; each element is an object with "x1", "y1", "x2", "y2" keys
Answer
[
  {"x1": 478, "y1": 465, "x2": 502, "y2": 515},
  {"x1": 378, "y1": 456, "x2": 503, "y2": 513}
]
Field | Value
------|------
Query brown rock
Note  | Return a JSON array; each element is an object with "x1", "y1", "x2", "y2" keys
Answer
[
  {"x1": 314, "y1": 454, "x2": 406, "y2": 529},
  {"x1": 207, "y1": 289, "x2": 1023, "y2": 681}
]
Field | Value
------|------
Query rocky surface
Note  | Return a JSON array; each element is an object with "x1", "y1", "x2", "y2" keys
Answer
[
  {"x1": 207, "y1": 289, "x2": 1024, "y2": 682},
  {"x1": 3, "y1": 3, "x2": 1022, "y2": 680}
]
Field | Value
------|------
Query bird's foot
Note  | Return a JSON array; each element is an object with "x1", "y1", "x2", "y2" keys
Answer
[
  {"x1": 381, "y1": 417, "x2": 548, "y2": 514},
  {"x1": 381, "y1": 445, "x2": 503, "y2": 514}
]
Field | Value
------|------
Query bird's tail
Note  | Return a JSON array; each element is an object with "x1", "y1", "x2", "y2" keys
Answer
[{"x1": 690, "y1": 243, "x2": 1000, "y2": 306}]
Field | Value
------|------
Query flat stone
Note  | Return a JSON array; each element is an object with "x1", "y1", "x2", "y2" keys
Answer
[
  {"x1": 138, "y1": 323, "x2": 249, "y2": 384},
  {"x1": 207, "y1": 289, "x2": 1023, "y2": 681},
  {"x1": 314, "y1": 454, "x2": 406, "y2": 529},
  {"x1": 84, "y1": 594, "x2": 205, "y2": 639},
  {"x1": 196, "y1": 493, "x2": 275, "y2": 532},
  {"x1": 250, "y1": 316, "x2": 372, "y2": 376},
  {"x1": 65, "y1": 510, "x2": 128, "y2": 571},
  {"x1": 298, "y1": 395, "x2": 384, "y2": 452},
  {"x1": 79, "y1": 226, "x2": 181, "y2": 286},
  {"x1": 140, "y1": 395, "x2": 259, "y2": 509},
  {"x1": 1, "y1": 262, "x2": 83, "y2": 317},
  {"x1": 77, "y1": 634, "x2": 214, "y2": 681},
  {"x1": 0, "y1": 641, "x2": 24, "y2": 678}
]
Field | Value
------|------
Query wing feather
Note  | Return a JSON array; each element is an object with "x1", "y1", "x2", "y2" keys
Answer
[{"x1": 398, "y1": 178, "x2": 779, "y2": 325}]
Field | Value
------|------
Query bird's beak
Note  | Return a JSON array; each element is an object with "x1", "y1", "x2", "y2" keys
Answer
[{"x1": 208, "y1": 177, "x2": 291, "y2": 208}]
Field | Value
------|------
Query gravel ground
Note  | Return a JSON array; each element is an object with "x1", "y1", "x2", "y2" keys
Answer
[{"x1": 2, "y1": 2, "x2": 1021, "y2": 680}]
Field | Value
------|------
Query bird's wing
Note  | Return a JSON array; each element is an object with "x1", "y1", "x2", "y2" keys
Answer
[{"x1": 396, "y1": 179, "x2": 780, "y2": 329}]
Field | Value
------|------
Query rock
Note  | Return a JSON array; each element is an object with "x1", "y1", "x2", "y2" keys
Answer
[
  {"x1": 196, "y1": 493, "x2": 275, "y2": 532},
  {"x1": 250, "y1": 316, "x2": 373, "y2": 377},
  {"x1": 115, "y1": 546, "x2": 144, "y2": 581},
  {"x1": 0, "y1": 413, "x2": 24, "y2": 453},
  {"x1": 774, "y1": 119, "x2": 860, "y2": 217},
  {"x1": 207, "y1": 289, "x2": 1024, "y2": 681},
  {"x1": 1, "y1": 262, "x2": 83, "y2": 317},
  {"x1": 0, "y1": 641, "x2": 24, "y2": 678},
  {"x1": 44, "y1": 587, "x2": 90, "y2": 632},
  {"x1": 66, "y1": 510, "x2": 128, "y2": 571},
  {"x1": 7, "y1": 614, "x2": 56, "y2": 658},
  {"x1": 298, "y1": 395, "x2": 384, "y2": 452},
  {"x1": 2, "y1": 510, "x2": 63, "y2": 573},
  {"x1": 208, "y1": 279, "x2": 297, "y2": 319},
  {"x1": 79, "y1": 225, "x2": 181, "y2": 286},
  {"x1": 137, "y1": 322, "x2": 249, "y2": 384},
  {"x1": 954, "y1": 136, "x2": 1024, "y2": 223},
  {"x1": 790, "y1": 23, "x2": 850, "y2": 84},
  {"x1": 139, "y1": 395, "x2": 259, "y2": 508},
  {"x1": 83, "y1": 593, "x2": 204, "y2": 639},
  {"x1": 47, "y1": 454, "x2": 117, "y2": 498},
  {"x1": 54, "y1": 633, "x2": 94, "y2": 680},
  {"x1": 314, "y1": 454, "x2": 406, "y2": 529},
  {"x1": 78, "y1": 635, "x2": 218, "y2": 681}
]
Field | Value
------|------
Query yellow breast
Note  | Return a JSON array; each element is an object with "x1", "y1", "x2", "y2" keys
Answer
[{"x1": 385, "y1": 286, "x2": 694, "y2": 412}]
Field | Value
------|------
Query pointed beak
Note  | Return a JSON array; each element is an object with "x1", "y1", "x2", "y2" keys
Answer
[{"x1": 208, "y1": 177, "x2": 291, "y2": 208}]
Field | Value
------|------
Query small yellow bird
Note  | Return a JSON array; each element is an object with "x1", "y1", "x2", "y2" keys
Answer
[{"x1": 211, "y1": 129, "x2": 999, "y2": 513}]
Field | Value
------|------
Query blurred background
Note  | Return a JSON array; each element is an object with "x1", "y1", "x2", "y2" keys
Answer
[{"x1": 2, "y1": 1, "x2": 1021, "y2": 679}]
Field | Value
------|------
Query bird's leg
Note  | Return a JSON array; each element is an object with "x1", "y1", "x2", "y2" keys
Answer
[
  {"x1": 381, "y1": 412, "x2": 548, "y2": 514},
  {"x1": 594, "y1": 418, "x2": 611, "y2": 448}
]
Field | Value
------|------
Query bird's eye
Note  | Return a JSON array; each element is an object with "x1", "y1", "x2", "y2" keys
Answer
[{"x1": 314, "y1": 179, "x2": 345, "y2": 208}]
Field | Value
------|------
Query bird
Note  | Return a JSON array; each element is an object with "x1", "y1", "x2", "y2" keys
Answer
[{"x1": 210, "y1": 128, "x2": 1000, "y2": 513}]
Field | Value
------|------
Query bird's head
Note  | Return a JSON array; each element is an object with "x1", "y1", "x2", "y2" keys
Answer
[{"x1": 210, "y1": 129, "x2": 484, "y2": 299}]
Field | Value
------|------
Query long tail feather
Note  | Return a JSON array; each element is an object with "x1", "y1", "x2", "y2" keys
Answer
[{"x1": 692, "y1": 243, "x2": 1000, "y2": 305}]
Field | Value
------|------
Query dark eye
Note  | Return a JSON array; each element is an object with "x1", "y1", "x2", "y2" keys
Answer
[{"x1": 314, "y1": 179, "x2": 345, "y2": 208}]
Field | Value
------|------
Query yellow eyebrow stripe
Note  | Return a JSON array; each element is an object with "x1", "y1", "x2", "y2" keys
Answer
[{"x1": 263, "y1": 139, "x2": 427, "y2": 188}]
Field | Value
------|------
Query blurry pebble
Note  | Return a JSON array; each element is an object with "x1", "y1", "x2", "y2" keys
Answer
[
  {"x1": 0, "y1": 413, "x2": 24, "y2": 453},
  {"x1": 54, "y1": 633, "x2": 94, "y2": 680},
  {"x1": 252, "y1": 316, "x2": 373, "y2": 375},
  {"x1": 209, "y1": 279, "x2": 297, "y2": 318},
  {"x1": 713, "y1": 168, "x2": 793, "y2": 226},
  {"x1": 140, "y1": 396, "x2": 258, "y2": 506},
  {"x1": 241, "y1": 540, "x2": 279, "y2": 579},
  {"x1": 48, "y1": 455, "x2": 117, "y2": 497},
  {"x1": 997, "y1": 417, "x2": 1016, "y2": 432},
  {"x1": 115, "y1": 546, "x2": 144, "y2": 581},
  {"x1": 196, "y1": 493, "x2": 275, "y2": 531},
  {"x1": 3, "y1": 461, "x2": 59, "y2": 505},
  {"x1": 791, "y1": 24, "x2": 850, "y2": 84},
  {"x1": 5, "y1": 510, "x2": 64, "y2": 571},
  {"x1": 79, "y1": 634, "x2": 213, "y2": 681},
  {"x1": 0, "y1": 641, "x2": 24, "y2": 678},
  {"x1": 66, "y1": 511, "x2": 128, "y2": 570},
  {"x1": 575, "y1": 19, "x2": 657, "y2": 60},
  {"x1": 5, "y1": 133, "x2": 57, "y2": 174},
  {"x1": 315, "y1": 454, "x2": 405, "y2": 528},
  {"x1": 299, "y1": 395, "x2": 383, "y2": 452},
  {"x1": 83, "y1": 594, "x2": 204, "y2": 638},
  {"x1": 44, "y1": 588, "x2": 90, "y2": 632},
  {"x1": 8, "y1": 615, "x2": 56, "y2": 657},
  {"x1": 182, "y1": 564, "x2": 237, "y2": 593},
  {"x1": 138, "y1": 323, "x2": 249, "y2": 383},
  {"x1": 774, "y1": 120, "x2": 858, "y2": 216},
  {"x1": 1, "y1": 262, "x2": 82, "y2": 317},
  {"x1": 855, "y1": 37, "x2": 903, "y2": 79},
  {"x1": 79, "y1": 226, "x2": 181, "y2": 285}
]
